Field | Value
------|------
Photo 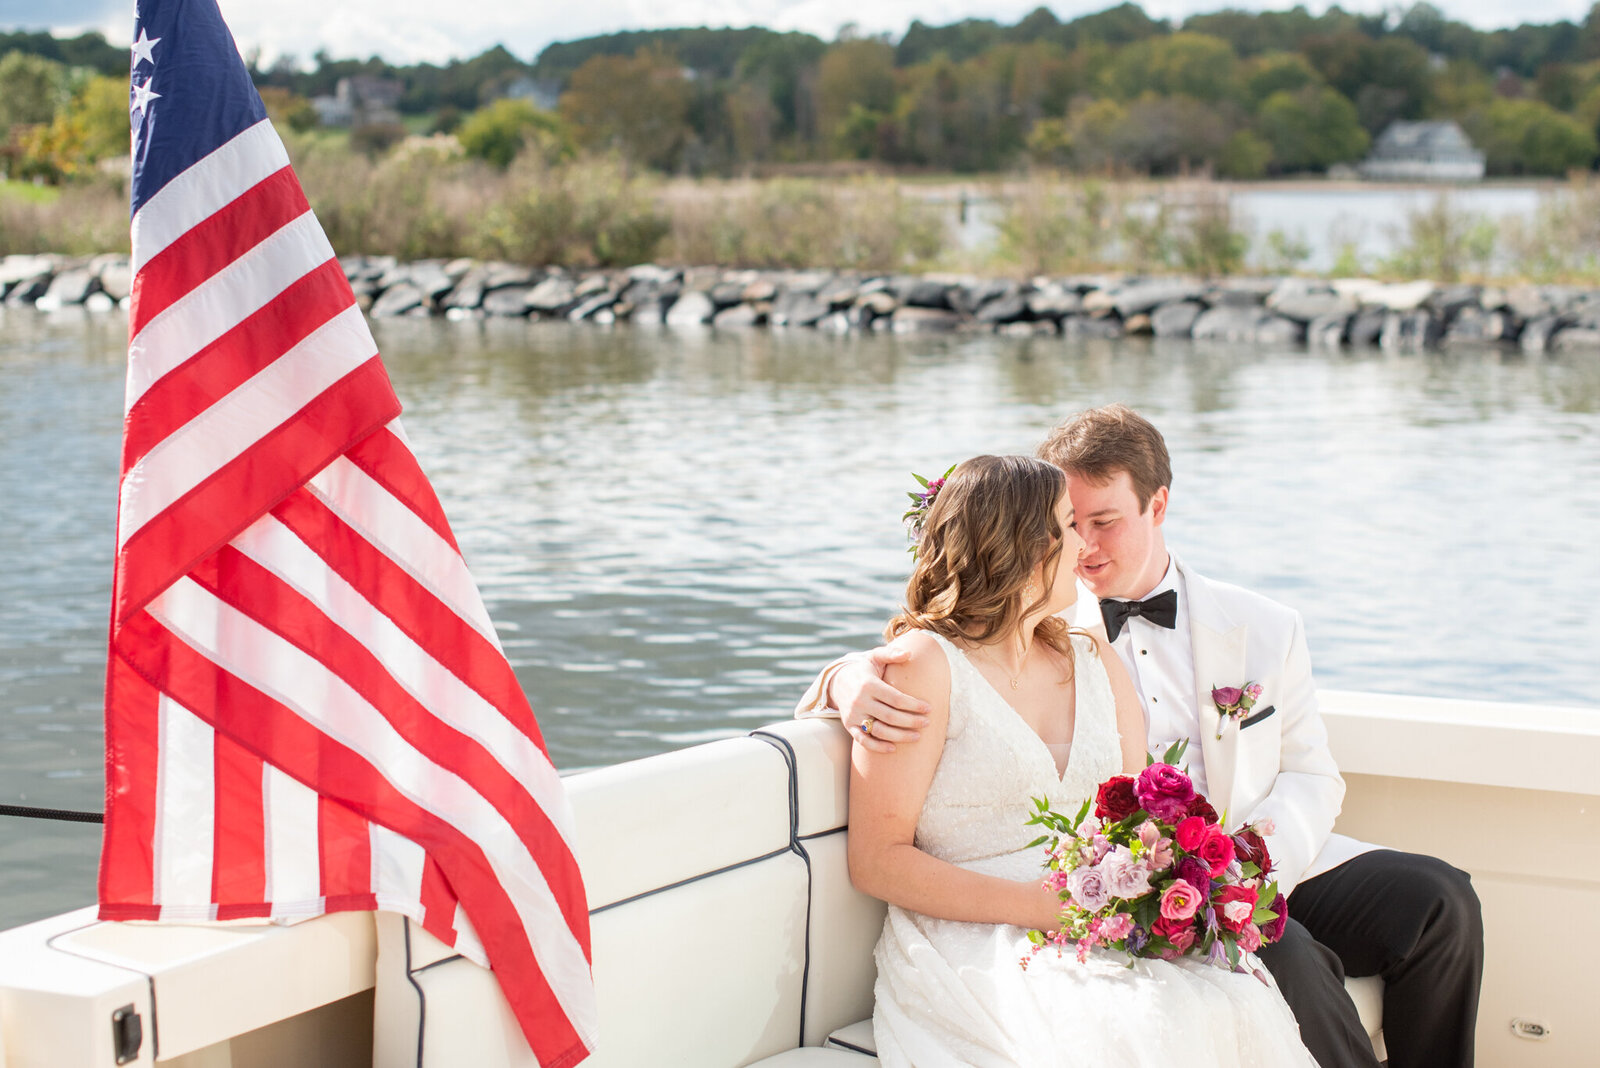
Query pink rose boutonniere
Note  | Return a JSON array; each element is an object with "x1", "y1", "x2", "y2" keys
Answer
[{"x1": 1211, "y1": 681, "x2": 1263, "y2": 739}]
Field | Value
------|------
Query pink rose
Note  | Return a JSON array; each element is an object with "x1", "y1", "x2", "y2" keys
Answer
[
  {"x1": 1236, "y1": 923, "x2": 1263, "y2": 953},
  {"x1": 1197, "y1": 826, "x2": 1237, "y2": 876},
  {"x1": 1098, "y1": 912, "x2": 1134, "y2": 943},
  {"x1": 1158, "y1": 879, "x2": 1203, "y2": 923},
  {"x1": 1134, "y1": 763, "x2": 1196, "y2": 821},
  {"x1": 1174, "y1": 816, "x2": 1208, "y2": 853}
]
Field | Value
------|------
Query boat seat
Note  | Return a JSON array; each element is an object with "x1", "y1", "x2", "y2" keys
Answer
[{"x1": 804, "y1": 974, "x2": 1387, "y2": 1062}]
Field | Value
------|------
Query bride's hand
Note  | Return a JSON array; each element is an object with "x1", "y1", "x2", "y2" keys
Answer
[
  {"x1": 1031, "y1": 881, "x2": 1068, "y2": 933},
  {"x1": 836, "y1": 646, "x2": 931, "y2": 753}
]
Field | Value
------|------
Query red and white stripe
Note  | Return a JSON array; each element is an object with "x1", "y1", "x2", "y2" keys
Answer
[{"x1": 101, "y1": 116, "x2": 595, "y2": 1067}]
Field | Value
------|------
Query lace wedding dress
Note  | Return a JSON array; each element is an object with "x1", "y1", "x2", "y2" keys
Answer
[{"x1": 871, "y1": 631, "x2": 1315, "y2": 1068}]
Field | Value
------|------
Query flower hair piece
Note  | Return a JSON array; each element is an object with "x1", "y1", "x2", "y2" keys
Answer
[{"x1": 902, "y1": 464, "x2": 956, "y2": 559}]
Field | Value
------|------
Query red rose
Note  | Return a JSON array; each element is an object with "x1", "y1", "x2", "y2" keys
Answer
[
  {"x1": 1174, "y1": 816, "x2": 1208, "y2": 853},
  {"x1": 1261, "y1": 892, "x2": 1289, "y2": 943},
  {"x1": 1215, "y1": 885, "x2": 1260, "y2": 933},
  {"x1": 1233, "y1": 829, "x2": 1274, "y2": 875},
  {"x1": 1186, "y1": 794, "x2": 1218, "y2": 823},
  {"x1": 1197, "y1": 826, "x2": 1236, "y2": 876},
  {"x1": 1152, "y1": 914, "x2": 1197, "y2": 953},
  {"x1": 1094, "y1": 776, "x2": 1140, "y2": 822}
]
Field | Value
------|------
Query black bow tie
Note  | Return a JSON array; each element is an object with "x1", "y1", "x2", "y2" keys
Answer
[{"x1": 1099, "y1": 589, "x2": 1178, "y2": 642}]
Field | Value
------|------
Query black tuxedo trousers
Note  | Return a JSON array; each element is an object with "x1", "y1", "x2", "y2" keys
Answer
[{"x1": 1257, "y1": 849, "x2": 1484, "y2": 1068}]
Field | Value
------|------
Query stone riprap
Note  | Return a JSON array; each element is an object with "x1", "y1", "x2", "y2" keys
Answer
[{"x1": 7, "y1": 252, "x2": 1600, "y2": 355}]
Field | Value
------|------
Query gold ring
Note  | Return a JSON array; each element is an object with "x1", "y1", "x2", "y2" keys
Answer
[{"x1": 861, "y1": 716, "x2": 875, "y2": 737}]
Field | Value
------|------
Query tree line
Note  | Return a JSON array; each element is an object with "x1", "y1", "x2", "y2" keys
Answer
[{"x1": 8, "y1": 3, "x2": 1600, "y2": 182}]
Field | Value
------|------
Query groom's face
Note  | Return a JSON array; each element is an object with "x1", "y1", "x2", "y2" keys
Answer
[{"x1": 1063, "y1": 469, "x2": 1168, "y2": 601}]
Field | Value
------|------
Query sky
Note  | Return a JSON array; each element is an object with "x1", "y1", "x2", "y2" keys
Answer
[{"x1": 3, "y1": 0, "x2": 1597, "y2": 67}]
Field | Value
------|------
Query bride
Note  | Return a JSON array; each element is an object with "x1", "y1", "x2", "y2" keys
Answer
[{"x1": 848, "y1": 454, "x2": 1314, "y2": 1067}]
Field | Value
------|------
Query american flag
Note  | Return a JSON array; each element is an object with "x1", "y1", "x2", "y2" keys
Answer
[{"x1": 99, "y1": 2, "x2": 595, "y2": 1063}]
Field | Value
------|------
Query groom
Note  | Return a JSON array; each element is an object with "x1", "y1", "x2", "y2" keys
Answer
[{"x1": 796, "y1": 404, "x2": 1483, "y2": 1068}]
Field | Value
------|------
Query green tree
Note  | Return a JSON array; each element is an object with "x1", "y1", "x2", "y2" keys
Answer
[
  {"x1": 1242, "y1": 52, "x2": 1321, "y2": 107},
  {"x1": 1257, "y1": 86, "x2": 1369, "y2": 172},
  {"x1": 0, "y1": 52, "x2": 70, "y2": 141},
  {"x1": 814, "y1": 39, "x2": 896, "y2": 158},
  {"x1": 559, "y1": 48, "x2": 692, "y2": 170},
  {"x1": 458, "y1": 98, "x2": 573, "y2": 168},
  {"x1": 1466, "y1": 97, "x2": 1598, "y2": 175},
  {"x1": 1103, "y1": 32, "x2": 1239, "y2": 103},
  {"x1": 1428, "y1": 59, "x2": 1494, "y2": 118},
  {"x1": 15, "y1": 72, "x2": 127, "y2": 180}
]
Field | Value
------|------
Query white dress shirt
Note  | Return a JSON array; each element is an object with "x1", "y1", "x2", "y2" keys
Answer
[{"x1": 1105, "y1": 559, "x2": 1210, "y2": 797}]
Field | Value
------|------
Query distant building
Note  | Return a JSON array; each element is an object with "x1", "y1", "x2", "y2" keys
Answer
[
  {"x1": 311, "y1": 75, "x2": 404, "y2": 129},
  {"x1": 1360, "y1": 121, "x2": 1485, "y2": 182},
  {"x1": 497, "y1": 76, "x2": 561, "y2": 112}
]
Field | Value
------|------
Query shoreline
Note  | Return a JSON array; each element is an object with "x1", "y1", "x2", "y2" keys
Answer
[{"x1": 5, "y1": 251, "x2": 1599, "y2": 354}]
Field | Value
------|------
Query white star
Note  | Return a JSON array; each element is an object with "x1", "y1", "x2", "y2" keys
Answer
[
  {"x1": 130, "y1": 28, "x2": 161, "y2": 69},
  {"x1": 131, "y1": 79, "x2": 162, "y2": 118}
]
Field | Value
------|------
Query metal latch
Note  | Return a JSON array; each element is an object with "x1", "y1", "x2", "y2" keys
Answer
[
  {"x1": 1510, "y1": 1017, "x2": 1552, "y2": 1041},
  {"x1": 111, "y1": 1004, "x2": 143, "y2": 1065}
]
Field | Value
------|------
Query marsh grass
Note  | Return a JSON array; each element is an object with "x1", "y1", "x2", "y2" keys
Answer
[{"x1": 10, "y1": 144, "x2": 1600, "y2": 287}]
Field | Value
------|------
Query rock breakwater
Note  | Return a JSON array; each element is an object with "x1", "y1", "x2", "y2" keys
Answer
[{"x1": 7, "y1": 252, "x2": 1600, "y2": 355}]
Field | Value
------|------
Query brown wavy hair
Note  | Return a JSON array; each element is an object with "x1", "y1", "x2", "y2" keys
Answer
[{"x1": 886, "y1": 455, "x2": 1076, "y2": 666}]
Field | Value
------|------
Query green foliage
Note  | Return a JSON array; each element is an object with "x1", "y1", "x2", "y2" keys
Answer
[
  {"x1": 1466, "y1": 97, "x2": 1598, "y2": 176},
  {"x1": 0, "y1": 52, "x2": 70, "y2": 139},
  {"x1": 1379, "y1": 195, "x2": 1497, "y2": 281},
  {"x1": 458, "y1": 99, "x2": 572, "y2": 168},
  {"x1": 1257, "y1": 229, "x2": 1313, "y2": 273},
  {"x1": 1241, "y1": 52, "x2": 1322, "y2": 107},
  {"x1": 1257, "y1": 86, "x2": 1369, "y2": 173},
  {"x1": 1103, "y1": 33, "x2": 1239, "y2": 103},
  {"x1": 16, "y1": 74, "x2": 128, "y2": 181},
  {"x1": 816, "y1": 39, "x2": 897, "y2": 156},
  {"x1": 560, "y1": 48, "x2": 692, "y2": 170},
  {"x1": 0, "y1": 31, "x2": 125, "y2": 76},
  {"x1": 1217, "y1": 130, "x2": 1271, "y2": 179}
]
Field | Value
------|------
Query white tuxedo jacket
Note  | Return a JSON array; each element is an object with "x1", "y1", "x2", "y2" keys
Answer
[
  {"x1": 1068, "y1": 555, "x2": 1373, "y2": 896},
  {"x1": 796, "y1": 554, "x2": 1374, "y2": 896}
]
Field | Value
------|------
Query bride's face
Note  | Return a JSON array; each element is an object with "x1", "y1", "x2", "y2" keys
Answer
[{"x1": 1036, "y1": 491, "x2": 1085, "y2": 614}]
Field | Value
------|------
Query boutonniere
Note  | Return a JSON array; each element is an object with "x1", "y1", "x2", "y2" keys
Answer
[{"x1": 1211, "y1": 682, "x2": 1263, "y2": 739}]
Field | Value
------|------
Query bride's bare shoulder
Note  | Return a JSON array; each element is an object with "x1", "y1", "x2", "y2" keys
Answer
[{"x1": 883, "y1": 629, "x2": 952, "y2": 698}]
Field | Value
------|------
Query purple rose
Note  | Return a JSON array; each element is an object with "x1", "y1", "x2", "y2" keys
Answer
[
  {"x1": 1066, "y1": 866, "x2": 1110, "y2": 912},
  {"x1": 1135, "y1": 763, "x2": 1196, "y2": 821},
  {"x1": 1176, "y1": 856, "x2": 1212, "y2": 895},
  {"x1": 1212, "y1": 686, "x2": 1244, "y2": 707}
]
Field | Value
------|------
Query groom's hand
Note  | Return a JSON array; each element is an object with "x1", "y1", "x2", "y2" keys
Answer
[{"x1": 834, "y1": 646, "x2": 931, "y2": 754}]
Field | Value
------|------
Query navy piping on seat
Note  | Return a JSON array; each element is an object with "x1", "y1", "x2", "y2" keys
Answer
[
  {"x1": 749, "y1": 728, "x2": 814, "y2": 1051},
  {"x1": 827, "y1": 1035, "x2": 876, "y2": 1056},
  {"x1": 404, "y1": 919, "x2": 427, "y2": 1068}
]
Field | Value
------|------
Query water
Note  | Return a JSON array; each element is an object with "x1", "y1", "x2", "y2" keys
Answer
[
  {"x1": 944, "y1": 183, "x2": 1549, "y2": 273},
  {"x1": 3, "y1": 307, "x2": 1599, "y2": 928}
]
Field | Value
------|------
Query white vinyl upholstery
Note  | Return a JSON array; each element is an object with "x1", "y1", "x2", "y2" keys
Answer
[{"x1": 371, "y1": 718, "x2": 1382, "y2": 1068}]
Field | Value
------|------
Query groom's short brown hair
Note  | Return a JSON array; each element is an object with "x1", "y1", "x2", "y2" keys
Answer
[{"x1": 1037, "y1": 404, "x2": 1172, "y2": 512}]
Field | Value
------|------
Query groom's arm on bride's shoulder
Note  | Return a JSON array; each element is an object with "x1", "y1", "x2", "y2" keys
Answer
[
  {"x1": 1250, "y1": 607, "x2": 1345, "y2": 898},
  {"x1": 848, "y1": 633, "x2": 1062, "y2": 931},
  {"x1": 1090, "y1": 632, "x2": 1149, "y2": 775},
  {"x1": 794, "y1": 647, "x2": 932, "y2": 754}
]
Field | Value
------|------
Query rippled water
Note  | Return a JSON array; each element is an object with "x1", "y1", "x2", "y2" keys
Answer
[{"x1": 3, "y1": 307, "x2": 1599, "y2": 927}]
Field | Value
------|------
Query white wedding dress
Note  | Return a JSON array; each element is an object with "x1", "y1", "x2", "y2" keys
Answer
[{"x1": 871, "y1": 631, "x2": 1315, "y2": 1068}]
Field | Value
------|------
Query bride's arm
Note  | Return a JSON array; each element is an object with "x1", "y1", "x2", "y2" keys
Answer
[
  {"x1": 1093, "y1": 632, "x2": 1149, "y2": 775},
  {"x1": 847, "y1": 632, "x2": 1064, "y2": 931}
]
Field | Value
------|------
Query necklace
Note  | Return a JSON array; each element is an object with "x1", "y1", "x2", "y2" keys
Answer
[{"x1": 974, "y1": 643, "x2": 1028, "y2": 690}]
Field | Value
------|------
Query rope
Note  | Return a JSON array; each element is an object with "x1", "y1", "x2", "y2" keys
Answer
[{"x1": 0, "y1": 803, "x2": 105, "y2": 824}]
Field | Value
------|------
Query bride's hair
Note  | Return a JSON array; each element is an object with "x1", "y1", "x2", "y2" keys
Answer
[{"x1": 886, "y1": 454, "x2": 1076, "y2": 665}]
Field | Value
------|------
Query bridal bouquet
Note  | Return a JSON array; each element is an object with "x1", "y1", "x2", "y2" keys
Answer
[{"x1": 1024, "y1": 745, "x2": 1287, "y2": 973}]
